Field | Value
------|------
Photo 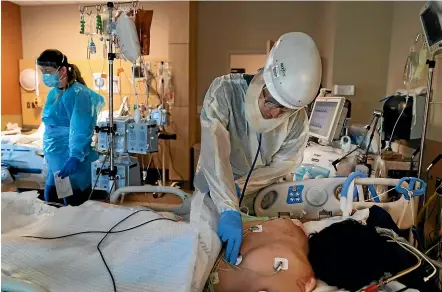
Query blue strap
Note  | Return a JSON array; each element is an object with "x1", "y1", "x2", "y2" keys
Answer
[
  {"x1": 341, "y1": 172, "x2": 380, "y2": 203},
  {"x1": 395, "y1": 177, "x2": 426, "y2": 200}
]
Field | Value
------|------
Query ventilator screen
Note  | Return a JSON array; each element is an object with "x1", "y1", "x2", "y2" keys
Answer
[
  {"x1": 421, "y1": 6, "x2": 442, "y2": 47},
  {"x1": 309, "y1": 101, "x2": 338, "y2": 138}
]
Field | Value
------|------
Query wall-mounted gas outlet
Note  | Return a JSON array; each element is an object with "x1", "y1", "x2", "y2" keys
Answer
[
  {"x1": 436, "y1": 177, "x2": 442, "y2": 195},
  {"x1": 333, "y1": 85, "x2": 355, "y2": 96}
]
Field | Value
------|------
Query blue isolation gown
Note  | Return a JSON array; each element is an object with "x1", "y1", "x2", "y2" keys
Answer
[{"x1": 42, "y1": 82, "x2": 104, "y2": 191}]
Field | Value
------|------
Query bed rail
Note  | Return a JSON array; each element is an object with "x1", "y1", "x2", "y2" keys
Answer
[{"x1": 109, "y1": 186, "x2": 192, "y2": 215}]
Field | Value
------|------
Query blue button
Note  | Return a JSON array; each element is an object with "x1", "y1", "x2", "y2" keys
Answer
[{"x1": 287, "y1": 185, "x2": 304, "y2": 204}]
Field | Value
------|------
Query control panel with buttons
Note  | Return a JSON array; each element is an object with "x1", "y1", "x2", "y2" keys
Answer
[{"x1": 286, "y1": 185, "x2": 304, "y2": 204}]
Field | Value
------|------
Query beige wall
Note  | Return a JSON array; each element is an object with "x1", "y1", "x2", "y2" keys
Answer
[
  {"x1": 197, "y1": 1, "x2": 323, "y2": 105},
  {"x1": 386, "y1": 2, "x2": 424, "y2": 95},
  {"x1": 331, "y1": 1, "x2": 394, "y2": 124},
  {"x1": 229, "y1": 54, "x2": 266, "y2": 74},
  {"x1": 315, "y1": 2, "x2": 338, "y2": 89},
  {"x1": 197, "y1": 1, "x2": 395, "y2": 124}
]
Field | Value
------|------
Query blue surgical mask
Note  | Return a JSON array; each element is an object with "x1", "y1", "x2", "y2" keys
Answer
[{"x1": 42, "y1": 73, "x2": 60, "y2": 87}]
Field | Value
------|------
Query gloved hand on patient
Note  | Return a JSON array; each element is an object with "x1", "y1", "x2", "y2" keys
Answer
[
  {"x1": 218, "y1": 210, "x2": 243, "y2": 265},
  {"x1": 59, "y1": 157, "x2": 80, "y2": 179}
]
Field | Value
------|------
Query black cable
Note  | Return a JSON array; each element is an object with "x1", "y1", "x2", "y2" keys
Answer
[
  {"x1": 88, "y1": 153, "x2": 109, "y2": 201},
  {"x1": 24, "y1": 210, "x2": 176, "y2": 292},
  {"x1": 96, "y1": 210, "x2": 156, "y2": 292},
  {"x1": 332, "y1": 114, "x2": 377, "y2": 170},
  {"x1": 24, "y1": 210, "x2": 176, "y2": 239},
  {"x1": 395, "y1": 287, "x2": 408, "y2": 292},
  {"x1": 239, "y1": 134, "x2": 262, "y2": 206}
]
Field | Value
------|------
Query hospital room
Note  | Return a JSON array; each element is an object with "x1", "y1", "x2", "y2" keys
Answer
[{"x1": 1, "y1": 0, "x2": 442, "y2": 291}]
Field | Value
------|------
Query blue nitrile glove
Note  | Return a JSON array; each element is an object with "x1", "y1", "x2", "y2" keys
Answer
[
  {"x1": 235, "y1": 183, "x2": 241, "y2": 199},
  {"x1": 59, "y1": 157, "x2": 80, "y2": 179},
  {"x1": 218, "y1": 210, "x2": 243, "y2": 265}
]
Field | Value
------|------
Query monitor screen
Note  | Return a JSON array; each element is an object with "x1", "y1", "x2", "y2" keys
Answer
[
  {"x1": 421, "y1": 6, "x2": 442, "y2": 47},
  {"x1": 153, "y1": 111, "x2": 160, "y2": 119},
  {"x1": 309, "y1": 101, "x2": 339, "y2": 139}
]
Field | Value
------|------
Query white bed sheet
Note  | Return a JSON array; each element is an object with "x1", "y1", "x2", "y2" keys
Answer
[
  {"x1": 1, "y1": 191, "x2": 221, "y2": 292},
  {"x1": 1, "y1": 135, "x2": 42, "y2": 148},
  {"x1": 1, "y1": 124, "x2": 44, "y2": 149}
]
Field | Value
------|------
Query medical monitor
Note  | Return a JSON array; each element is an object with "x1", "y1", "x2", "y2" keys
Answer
[
  {"x1": 420, "y1": 3, "x2": 442, "y2": 55},
  {"x1": 309, "y1": 97, "x2": 345, "y2": 142}
]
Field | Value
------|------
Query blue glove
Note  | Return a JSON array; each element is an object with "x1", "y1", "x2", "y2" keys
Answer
[
  {"x1": 59, "y1": 157, "x2": 80, "y2": 179},
  {"x1": 218, "y1": 210, "x2": 243, "y2": 265}
]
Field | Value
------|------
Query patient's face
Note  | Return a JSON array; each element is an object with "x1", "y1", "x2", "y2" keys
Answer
[{"x1": 258, "y1": 87, "x2": 289, "y2": 119}]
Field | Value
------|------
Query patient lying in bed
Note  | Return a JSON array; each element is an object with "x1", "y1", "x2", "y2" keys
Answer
[{"x1": 212, "y1": 218, "x2": 316, "y2": 292}]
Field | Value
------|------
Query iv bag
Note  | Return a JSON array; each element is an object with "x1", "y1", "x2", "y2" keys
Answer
[
  {"x1": 403, "y1": 48, "x2": 419, "y2": 90},
  {"x1": 403, "y1": 34, "x2": 427, "y2": 90},
  {"x1": 414, "y1": 45, "x2": 428, "y2": 81},
  {"x1": 116, "y1": 13, "x2": 140, "y2": 63}
]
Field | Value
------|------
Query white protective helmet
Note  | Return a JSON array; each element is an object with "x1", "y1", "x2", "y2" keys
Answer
[{"x1": 263, "y1": 32, "x2": 322, "y2": 109}]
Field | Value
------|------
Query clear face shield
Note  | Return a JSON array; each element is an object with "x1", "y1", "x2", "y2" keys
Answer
[
  {"x1": 262, "y1": 86, "x2": 290, "y2": 110},
  {"x1": 244, "y1": 71, "x2": 301, "y2": 134}
]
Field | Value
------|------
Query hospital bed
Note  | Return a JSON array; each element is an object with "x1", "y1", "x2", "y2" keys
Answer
[
  {"x1": 1, "y1": 188, "x2": 221, "y2": 292},
  {"x1": 1, "y1": 177, "x2": 429, "y2": 292},
  {"x1": 1, "y1": 125, "x2": 45, "y2": 190},
  {"x1": 254, "y1": 176, "x2": 420, "y2": 230}
]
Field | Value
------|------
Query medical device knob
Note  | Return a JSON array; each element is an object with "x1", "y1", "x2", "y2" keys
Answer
[{"x1": 305, "y1": 187, "x2": 328, "y2": 207}]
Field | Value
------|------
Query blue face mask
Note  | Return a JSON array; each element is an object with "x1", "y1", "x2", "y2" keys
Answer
[{"x1": 42, "y1": 73, "x2": 60, "y2": 88}]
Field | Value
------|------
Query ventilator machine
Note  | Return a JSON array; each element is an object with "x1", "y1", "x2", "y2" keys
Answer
[{"x1": 294, "y1": 94, "x2": 353, "y2": 179}]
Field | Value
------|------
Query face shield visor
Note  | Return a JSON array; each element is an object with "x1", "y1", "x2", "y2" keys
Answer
[{"x1": 245, "y1": 71, "x2": 300, "y2": 134}]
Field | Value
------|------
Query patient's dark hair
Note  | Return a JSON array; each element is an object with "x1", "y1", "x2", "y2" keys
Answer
[
  {"x1": 308, "y1": 219, "x2": 439, "y2": 292},
  {"x1": 308, "y1": 220, "x2": 390, "y2": 291},
  {"x1": 36, "y1": 49, "x2": 86, "y2": 86}
]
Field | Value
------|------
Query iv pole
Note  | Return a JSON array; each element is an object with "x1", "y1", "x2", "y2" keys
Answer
[
  {"x1": 107, "y1": 2, "x2": 116, "y2": 193},
  {"x1": 82, "y1": 1, "x2": 137, "y2": 193},
  {"x1": 417, "y1": 55, "x2": 436, "y2": 179}
]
